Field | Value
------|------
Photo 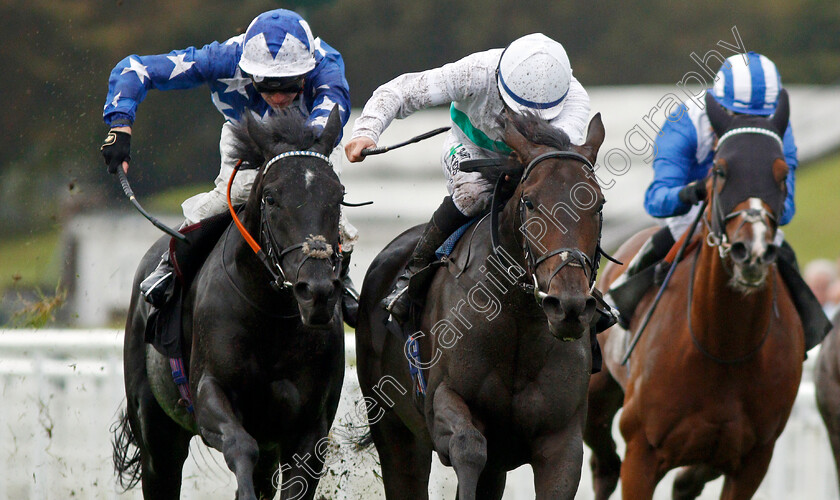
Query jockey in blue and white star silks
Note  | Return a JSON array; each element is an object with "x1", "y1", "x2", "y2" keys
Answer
[
  {"x1": 101, "y1": 9, "x2": 359, "y2": 315},
  {"x1": 102, "y1": 8, "x2": 352, "y2": 230}
]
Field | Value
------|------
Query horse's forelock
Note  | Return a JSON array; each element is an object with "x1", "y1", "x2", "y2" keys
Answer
[
  {"x1": 505, "y1": 111, "x2": 572, "y2": 151},
  {"x1": 230, "y1": 111, "x2": 319, "y2": 167}
]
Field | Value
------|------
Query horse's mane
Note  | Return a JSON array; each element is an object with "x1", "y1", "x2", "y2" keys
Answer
[
  {"x1": 229, "y1": 110, "x2": 318, "y2": 167},
  {"x1": 506, "y1": 110, "x2": 572, "y2": 151}
]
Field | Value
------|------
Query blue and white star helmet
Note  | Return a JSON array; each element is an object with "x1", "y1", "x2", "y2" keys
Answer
[
  {"x1": 712, "y1": 52, "x2": 783, "y2": 116},
  {"x1": 497, "y1": 33, "x2": 572, "y2": 120},
  {"x1": 238, "y1": 9, "x2": 317, "y2": 79}
]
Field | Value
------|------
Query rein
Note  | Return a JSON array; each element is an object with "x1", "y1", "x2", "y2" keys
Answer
[
  {"x1": 226, "y1": 153, "x2": 339, "y2": 291},
  {"x1": 489, "y1": 151, "x2": 620, "y2": 304}
]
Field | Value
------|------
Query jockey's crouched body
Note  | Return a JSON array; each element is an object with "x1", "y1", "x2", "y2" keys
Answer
[
  {"x1": 345, "y1": 33, "x2": 614, "y2": 329},
  {"x1": 100, "y1": 9, "x2": 361, "y2": 325},
  {"x1": 604, "y1": 51, "x2": 831, "y2": 347}
]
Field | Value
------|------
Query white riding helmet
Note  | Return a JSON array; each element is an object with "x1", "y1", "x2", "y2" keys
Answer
[
  {"x1": 238, "y1": 9, "x2": 317, "y2": 79},
  {"x1": 497, "y1": 33, "x2": 572, "y2": 120}
]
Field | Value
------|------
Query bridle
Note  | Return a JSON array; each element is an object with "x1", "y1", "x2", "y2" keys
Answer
[
  {"x1": 227, "y1": 151, "x2": 340, "y2": 291},
  {"x1": 704, "y1": 127, "x2": 783, "y2": 260},
  {"x1": 490, "y1": 150, "x2": 619, "y2": 304}
]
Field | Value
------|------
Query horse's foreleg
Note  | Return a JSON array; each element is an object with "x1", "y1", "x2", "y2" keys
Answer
[
  {"x1": 530, "y1": 412, "x2": 585, "y2": 500},
  {"x1": 194, "y1": 375, "x2": 259, "y2": 500},
  {"x1": 371, "y1": 411, "x2": 433, "y2": 500},
  {"x1": 672, "y1": 464, "x2": 721, "y2": 499},
  {"x1": 584, "y1": 368, "x2": 624, "y2": 500},
  {"x1": 718, "y1": 445, "x2": 774, "y2": 500},
  {"x1": 431, "y1": 383, "x2": 487, "y2": 500},
  {"x1": 620, "y1": 434, "x2": 662, "y2": 500},
  {"x1": 276, "y1": 428, "x2": 331, "y2": 500}
]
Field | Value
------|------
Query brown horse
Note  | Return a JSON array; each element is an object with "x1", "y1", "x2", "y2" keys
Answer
[
  {"x1": 356, "y1": 111, "x2": 608, "y2": 499},
  {"x1": 585, "y1": 90, "x2": 804, "y2": 500},
  {"x1": 815, "y1": 311, "x2": 840, "y2": 490}
]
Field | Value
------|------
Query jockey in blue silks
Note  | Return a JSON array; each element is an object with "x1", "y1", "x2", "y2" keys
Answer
[
  {"x1": 606, "y1": 52, "x2": 831, "y2": 348},
  {"x1": 100, "y1": 9, "x2": 359, "y2": 321}
]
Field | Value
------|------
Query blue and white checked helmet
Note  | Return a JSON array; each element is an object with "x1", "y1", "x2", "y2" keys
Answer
[
  {"x1": 238, "y1": 9, "x2": 317, "y2": 79},
  {"x1": 497, "y1": 33, "x2": 571, "y2": 120},
  {"x1": 712, "y1": 52, "x2": 783, "y2": 116}
]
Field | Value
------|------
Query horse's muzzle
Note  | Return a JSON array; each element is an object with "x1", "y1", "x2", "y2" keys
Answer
[
  {"x1": 293, "y1": 277, "x2": 342, "y2": 327},
  {"x1": 730, "y1": 241, "x2": 777, "y2": 290},
  {"x1": 541, "y1": 293, "x2": 596, "y2": 341}
]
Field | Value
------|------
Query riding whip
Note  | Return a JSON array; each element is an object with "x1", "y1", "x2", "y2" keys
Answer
[
  {"x1": 360, "y1": 126, "x2": 451, "y2": 156},
  {"x1": 620, "y1": 199, "x2": 708, "y2": 365},
  {"x1": 115, "y1": 166, "x2": 187, "y2": 242}
]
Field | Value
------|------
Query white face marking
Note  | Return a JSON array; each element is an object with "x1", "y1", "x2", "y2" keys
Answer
[
  {"x1": 749, "y1": 198, "x2": 767, "y2": 259},
  {"x1": 305, "y1": 169, "x2": 315, "y2": 188}
]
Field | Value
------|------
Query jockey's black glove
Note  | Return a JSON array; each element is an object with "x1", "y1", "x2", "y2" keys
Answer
[
  {"x1": 101, "y1": 131, "x2": 131, "y2": 174},
  {"x1": 678, "y1": 180, "x2": 707, "y2": 206}
]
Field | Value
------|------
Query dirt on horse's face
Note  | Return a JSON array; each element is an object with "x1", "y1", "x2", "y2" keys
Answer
[
  {"x1": 240, "y1": 106, "x2": 346, "y2": 328},
  {"x1": 262, "y1": 161, "x2": 343, "y2": 326},
  {"x1": 504, "y1": 111, "x2": 606, "y2": 340},
  {"x1": 705, "y1": 90, "x2": 791, "y2": 293}
]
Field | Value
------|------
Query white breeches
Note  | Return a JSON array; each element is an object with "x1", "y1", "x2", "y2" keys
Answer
[{"x1": 440, "y1": 134, "x2": 496, "y2": 217}]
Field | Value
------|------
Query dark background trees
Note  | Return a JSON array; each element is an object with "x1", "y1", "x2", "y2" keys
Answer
[{"x1": 1, "y1": 0, "x2": 838, "y2": 238}]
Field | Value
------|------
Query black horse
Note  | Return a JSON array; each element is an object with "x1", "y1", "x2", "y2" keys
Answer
[
  {"x1": 112, "y1": 108, "x2": 346, "y2": 500},
  {"x1": 356, "y1": 111, "x2": 607, "y2": 499}
]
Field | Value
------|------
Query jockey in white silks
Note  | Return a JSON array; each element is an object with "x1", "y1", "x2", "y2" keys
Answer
[{"x1": 345, "y1": 33, "x2": 591, "y2": 322}]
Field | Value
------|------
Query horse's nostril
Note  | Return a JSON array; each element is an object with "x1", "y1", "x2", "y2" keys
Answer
[
  {"x1": 294, "y1": 282, "x2": 313, "y2": 301},
  {"x1": 730, "y1": 242, "x2": 749, "y2": 263},
  {"x1": 762, "y1": 244, "x2": 778, "y2": 264},
  {"x1": 541, "y1": 296, "x2": 561, "y2": 315},
  {"x1": 584, "y1": 296, "x2": 597, "y2": 317}
]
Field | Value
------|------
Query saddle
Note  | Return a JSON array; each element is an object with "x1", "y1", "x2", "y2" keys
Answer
[{"x1": 145, "y1": 209, "x2": 236, "y2": 358}]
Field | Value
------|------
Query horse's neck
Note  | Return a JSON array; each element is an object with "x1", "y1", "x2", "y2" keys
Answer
[
  {"x1": 689, "y1": 239, "x2": 776, "y2": 351},
  {"x1": 223, "y1": 211, "x2": 282, "y2": 301}
]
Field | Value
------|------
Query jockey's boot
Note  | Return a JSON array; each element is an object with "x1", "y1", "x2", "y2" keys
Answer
[
  {"x1": 340, "y1": 250, "x2": 360, "y2": 328},
  {"x1": 604, "y1": 226, "x2": 675, "y2": 329},
  {"x1": 384, "y1": 196, "x2": 470, "y2": 323},
  {"x1": 776, "y1": 240, "x2": 833, "y2": 351},
  {"x1": 139, "y1": 251, "x2": 175, "y2": 308}
]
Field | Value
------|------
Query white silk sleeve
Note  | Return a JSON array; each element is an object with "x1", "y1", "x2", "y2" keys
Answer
[
  {"x1": 550, "y1": 75, "x2": 590, "y2": 145},
  {"x1": 351, "y1": 51, "x2": 496, "y2": 143}
]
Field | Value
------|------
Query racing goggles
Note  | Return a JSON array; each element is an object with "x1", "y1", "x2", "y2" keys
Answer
[{"x1": 248, "y1": 74, "x2": 306, "y2": 94}]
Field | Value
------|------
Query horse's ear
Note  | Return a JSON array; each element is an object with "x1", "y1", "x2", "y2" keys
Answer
[
  {"x1": 770, "y1": 89, "x2": 790, "y2": 135},
  {"x1": 502, "y1": 110, "x2": 533, "y2": 158},
  {"x1": 313, "y1": 106, "x2": 343, "y2": 156},
  {"x1": 705, "y1": 91, "x2": 732, "y2": 138},
  {"x1": 577, "y1": 113, "x2": 605, "y2": 164}
]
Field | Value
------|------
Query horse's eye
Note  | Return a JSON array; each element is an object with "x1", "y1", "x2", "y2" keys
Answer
[
  {"x1": 265, "y1": 194, "x2": 276, "y2": 206},
  {"x1": 523, "y1": 198, "x2": 535, "y2": 210},
  {"x1": 715, "y1": 168, "x2": 726, "y2": 179}
]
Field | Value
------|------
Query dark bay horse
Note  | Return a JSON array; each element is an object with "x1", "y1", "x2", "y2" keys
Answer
[
  {"x1": 585, "y1": 90, "x2": 804, "y2": 500},
  {"x1": 356, "y1": 111, "x2": 607, "y2": 499},
  {"x1": 815, "y1": 311, "x2": 840, "y2": 491},
  {"x1": 113, "y1": 108, "x2": 346, "y2": 500}
]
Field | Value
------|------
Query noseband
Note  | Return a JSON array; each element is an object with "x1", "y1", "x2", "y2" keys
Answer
[
  {"x1": 228, "y1": 152, "x2": 340, "y2": 291},
  {"x1": 490, "y1": 151, "x2": 617, "y2": 304}
]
